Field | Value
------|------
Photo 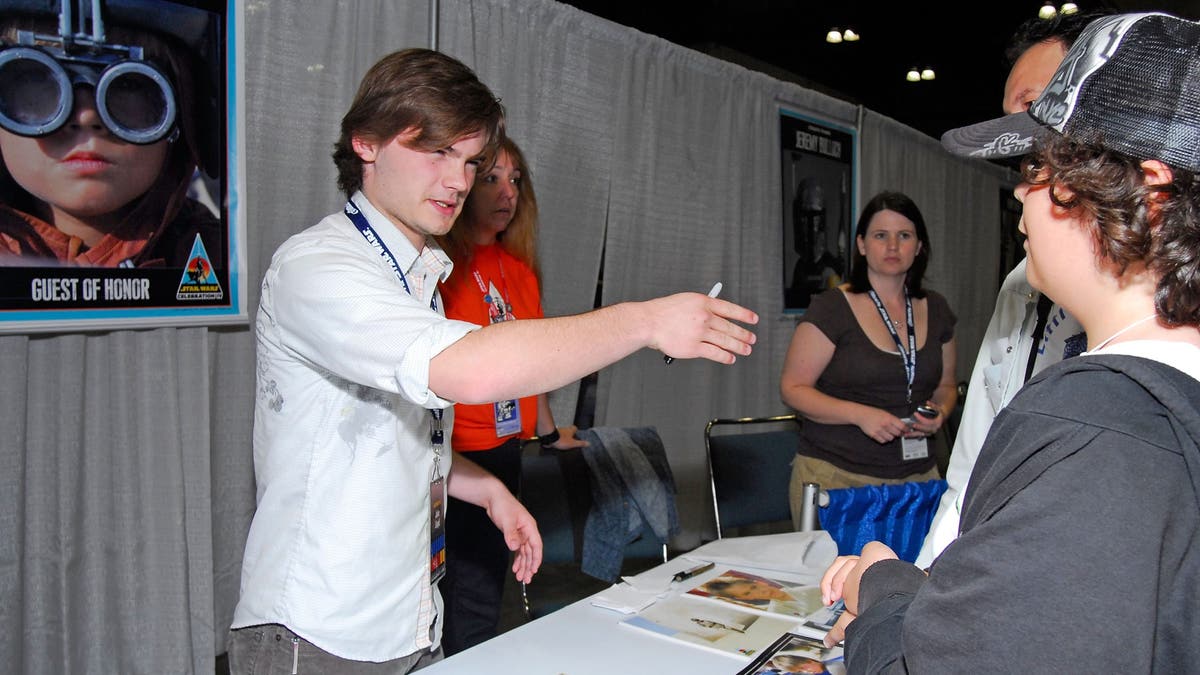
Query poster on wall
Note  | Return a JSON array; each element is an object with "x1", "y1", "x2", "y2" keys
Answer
[
  {"x1": 0, "y1": 0, "x2": 246, "y2": 333},
  {"x1": 779, "y1": 109, "x2": 855, "y2": 313}
]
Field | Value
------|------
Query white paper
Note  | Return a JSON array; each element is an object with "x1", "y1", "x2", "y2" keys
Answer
[
  {"x1": 680, "y1": 531, "x2": 837, "y2": 582},
  {"x1": 590, "y1": 582, "x2": 667, "y2": 614}
]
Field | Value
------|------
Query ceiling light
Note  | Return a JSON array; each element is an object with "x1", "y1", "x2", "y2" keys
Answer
[
  {"x1": 906, "y1": 68, "x2": 921, "y2": 82},
  {"x1": 842, "y1": 28, "x2": 859, "y2": 42},
  {"x1": 826, "y1": 28, "x2": 843, "y2": 43},
  {"x1": 920, "y1": 68, "x2": 936, "y2": 81},
  {"x1": 1039, "y1": 2, "x2": 1057, "y2": 19},
  {"x1": 1060, "y1": 2, "x2": 1078, "y2": 15}
]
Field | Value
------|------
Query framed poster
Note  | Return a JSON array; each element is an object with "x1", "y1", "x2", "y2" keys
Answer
[
  {"x1": 780, "y1": 109, "x2": 855, "y2": 312},
  {"x1": 0, "y1": 0, "x2": 246, "y2": 333}
]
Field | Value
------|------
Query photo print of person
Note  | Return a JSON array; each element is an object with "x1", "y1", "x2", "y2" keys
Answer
[
  {"x1": 779, "y1": 110, "x2": 855, "y2": 312},
  {"x1": 736, "y1": 632, "x2": 845, "y2": 675},
  {"x1": 0, "y1": 0, "x2": 245, "y2": 332}
]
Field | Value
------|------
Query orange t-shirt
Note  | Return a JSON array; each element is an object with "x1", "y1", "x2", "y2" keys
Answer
[{"x1": 439, "y1": 243, "x2": 543, "y2": 451}]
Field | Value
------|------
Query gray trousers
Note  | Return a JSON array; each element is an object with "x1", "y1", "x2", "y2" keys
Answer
[{"x1": 227, "y1": 624, "x2": 443, "y2": 675}]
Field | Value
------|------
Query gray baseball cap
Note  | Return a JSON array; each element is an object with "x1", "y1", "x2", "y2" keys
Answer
[{"x1": 941, "y1": 12, "x2": 1200, "y2": 173}]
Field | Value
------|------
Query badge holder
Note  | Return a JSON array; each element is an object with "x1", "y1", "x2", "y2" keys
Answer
[
  {"x1": 494, "y1": 399, "x2": 522, "y2": 437},
  {"x1": 429, "y1": 410, "x2": 447, "y2": 584},
  {"x1": 900, "y1": 433, "x2": 929, "y2": 461},
  {"x1": 429, "y1": 471, "x2": 446, "y2": 583}
]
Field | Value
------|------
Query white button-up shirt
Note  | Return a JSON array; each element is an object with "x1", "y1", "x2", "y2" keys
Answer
[{"x1": 232, "y1": 192, "x2": 479, "y2": 661}]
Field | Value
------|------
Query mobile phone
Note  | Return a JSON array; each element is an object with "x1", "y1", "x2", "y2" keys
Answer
[{"x1": 916, "y1": 404, "x2": 939, "y2": 418}]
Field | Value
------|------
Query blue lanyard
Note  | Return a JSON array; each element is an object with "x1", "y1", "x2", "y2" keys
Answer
[
  {"x1": 868, "y1": 288, "x2": 916, "y2": 403},
  {"x1": 343, "y1": 199, "x2": 445, "y2": 454},
  {"x1": 343, "y1": 199, "x2": 439, "y2": 309}
]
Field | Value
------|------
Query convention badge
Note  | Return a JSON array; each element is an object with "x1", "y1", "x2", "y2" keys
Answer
[
  {"x1": 484, "y1": 280, "x2": 513, "y2": 324},
  {"x1": 429, "y1": 474, "x2": 446, "y2": 584},
  {"x1": 901, "y1": 435, "x2": 929, "y2": 461},
  {"x1": 493, "y1": 398, "x2": 522, "y2": 437}
]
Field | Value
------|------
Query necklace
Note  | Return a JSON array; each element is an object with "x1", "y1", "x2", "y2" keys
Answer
[{"x1": 1091, "y1": 314, "x2": 1158, "y2": 352}]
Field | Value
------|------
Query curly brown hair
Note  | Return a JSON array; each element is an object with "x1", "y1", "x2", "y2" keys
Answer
[{"x1": 1022, "y1": 136, "x2": 1200, "y2": 326}]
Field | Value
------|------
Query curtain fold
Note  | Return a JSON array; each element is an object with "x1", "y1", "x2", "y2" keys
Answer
[
  {"x1": 3, "y1": 329, "x2": 216, "y2": 673},
  {"x1": 441, "y1": 0, "x2": 629, "y2": 423}
]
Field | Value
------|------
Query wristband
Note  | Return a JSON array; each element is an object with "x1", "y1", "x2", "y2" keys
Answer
[{"x1": 539, "y1": 429, "x2": 561, "y2": 447}]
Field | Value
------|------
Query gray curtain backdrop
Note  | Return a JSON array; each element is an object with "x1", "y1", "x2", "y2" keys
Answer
[{"x1": 0, "y1": 0, "x2": 1014, "y2": 671}]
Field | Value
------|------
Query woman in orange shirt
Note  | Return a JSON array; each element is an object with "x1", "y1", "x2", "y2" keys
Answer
[{"x1": 437, "y1": 136, "x2": 584, "y2": 654}]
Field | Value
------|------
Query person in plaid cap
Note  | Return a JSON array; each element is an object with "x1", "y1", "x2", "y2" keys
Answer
[{"x1": 820, "y1": 13, "x2": 1200, "y2": 672}]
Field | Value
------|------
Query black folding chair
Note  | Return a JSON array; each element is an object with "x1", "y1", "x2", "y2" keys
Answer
[{"x1": 704, "y1": 414, "x2": 801, "y2": 539}]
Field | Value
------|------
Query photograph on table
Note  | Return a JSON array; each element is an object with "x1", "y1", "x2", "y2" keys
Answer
[
  {"x1": 736, "y1": 632, "x2": 845, "y2": 675},
  {"x1": 0, "y1": 0, "x2": 246, "y2": 333},
  {"x1": 686, "y1": 568, "x2": 825, "y2": 621},
  {"x1": 619, "y1": 593, "x2": 801, "y2": 659}
]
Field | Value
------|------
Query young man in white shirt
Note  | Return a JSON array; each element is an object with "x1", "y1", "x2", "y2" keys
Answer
[{"x1": 228, "y1": 48, "x2": 758, "y2": 673}]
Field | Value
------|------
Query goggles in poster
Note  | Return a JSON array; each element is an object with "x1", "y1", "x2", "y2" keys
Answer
[{"x1": 0, "y1": 25, "x2": 176, "y2": 145}]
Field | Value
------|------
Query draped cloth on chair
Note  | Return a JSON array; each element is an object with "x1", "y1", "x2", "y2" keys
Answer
[
  {"x1": 818, "y1": 479, "x2": 948, "y2": 563},
  {"x1": 576, "y1": 427, "x2": 680, "y2": 582}
]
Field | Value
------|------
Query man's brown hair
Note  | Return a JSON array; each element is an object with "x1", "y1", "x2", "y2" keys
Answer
[{"x1": 332, "y1": 48, "x2": 504, "y2": 196}]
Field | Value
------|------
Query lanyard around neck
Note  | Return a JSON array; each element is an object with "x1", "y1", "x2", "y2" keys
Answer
[
  {"x1": 867, "y1": 288, "x2": 916, "y2": 403},
  {"x1": 345, "y1": 200, "x2": 409, "y2": 290},
  {"x1": 343, "y1": 199, "x2": 444, "y2": 461}
]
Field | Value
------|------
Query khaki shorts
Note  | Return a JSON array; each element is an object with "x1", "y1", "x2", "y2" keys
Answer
[{"x1": 787, "y1": 454, "x2": 940, "y2": 530}]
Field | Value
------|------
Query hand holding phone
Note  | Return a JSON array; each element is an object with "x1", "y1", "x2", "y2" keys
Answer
[{"x1": 915, "y1": 404, "x2": 939, "y2": 418}]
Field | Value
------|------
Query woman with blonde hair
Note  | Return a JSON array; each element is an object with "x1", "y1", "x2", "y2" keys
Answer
[{"x1": 437, "y1": 136, "x2": 584, "y2": 654}]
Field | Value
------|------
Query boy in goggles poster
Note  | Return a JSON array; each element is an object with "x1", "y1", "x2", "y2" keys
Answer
[{"x1": 0, "y1": 0, "x2": 245, "y2": 332}]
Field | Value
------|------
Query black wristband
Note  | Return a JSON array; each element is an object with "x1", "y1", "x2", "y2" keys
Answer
[{"x1": 539, "y1": 429, "x2": 561, "y2": 447}]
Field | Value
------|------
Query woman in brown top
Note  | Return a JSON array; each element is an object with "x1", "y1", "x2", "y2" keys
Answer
[{"x1": 780, "y1": 191, "x2": 958, "y2": 527}]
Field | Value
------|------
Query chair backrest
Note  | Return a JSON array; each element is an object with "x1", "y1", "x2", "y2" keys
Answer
[
  {"x1": 518, "y1": 437, "x2": 669, "y2": 619},
  {"x1": 521, "y1": 443, "x2": 673, "y2": 565},
  {"x1": 519, "y1": 451, "x2": 580, "y2": 566},
  {"x1": 704, "y1": 414, "x2": 801, "y2": 539},
  {"x1": 817, "y1": 479, "x2": 948, "y2": 563}
]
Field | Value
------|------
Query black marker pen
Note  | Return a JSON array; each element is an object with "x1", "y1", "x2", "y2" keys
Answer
[{"x1": 672, "y1": 561, "x2": 715, "y2": 582}]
